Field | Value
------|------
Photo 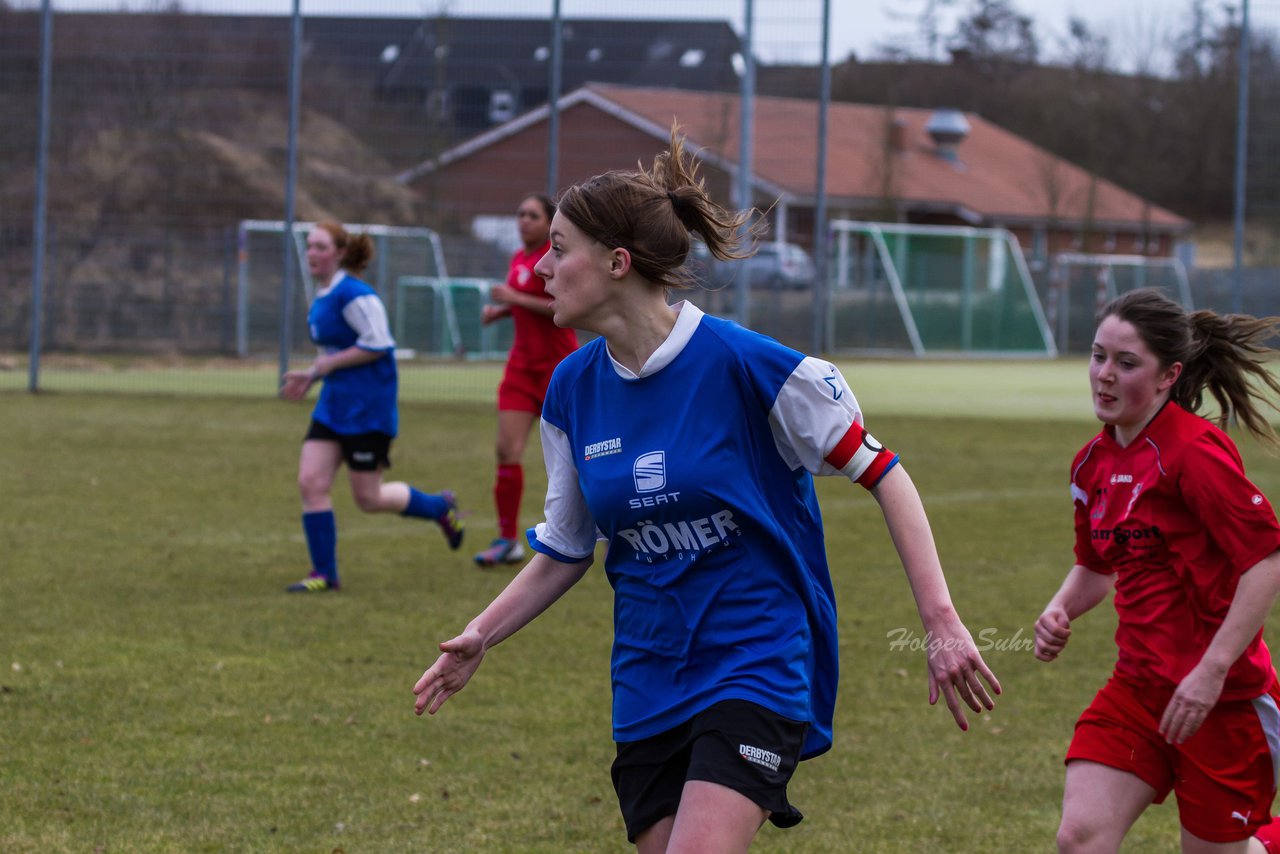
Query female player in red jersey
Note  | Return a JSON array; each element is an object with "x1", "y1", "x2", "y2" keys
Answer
[
  {"x1": 473, "y1": 194, "x2": 579, "y2": 567},
  {"x1": 1034, "y1": 288, "x2": 1280, "y2": 853}
]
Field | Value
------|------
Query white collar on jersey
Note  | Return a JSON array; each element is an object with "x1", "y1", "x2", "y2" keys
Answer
[
  {"x1": 606, "y1": 300, "x2": 704, "y2": 380},
  {"x1": 314, "y1": 270, "x2": 347, "y2": 299}
]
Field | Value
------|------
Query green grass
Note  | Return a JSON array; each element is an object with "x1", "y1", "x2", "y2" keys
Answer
[
  {"x1": 2, "y1": 364, "x2": 1278, "y2": 852},
  {"x1": 1, "y1": 355, "x2": 1092, "y2": 421}
]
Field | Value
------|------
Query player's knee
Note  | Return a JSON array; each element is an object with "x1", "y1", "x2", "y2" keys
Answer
[
  {"x1": 1056, "y1": 815, "x2": 1111, "y2": 853},
  {"x1": 298, "y1": 472, "x2": 329, "y2": 503},
  {"x1": 351, "y1": 490, "x2": 383, "y2": 514}
]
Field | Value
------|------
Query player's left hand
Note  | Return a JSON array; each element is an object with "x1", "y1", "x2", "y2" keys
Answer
[
  {"x1": 413, "y1": 628, "x2": 486, "y2": 716},
  {"x1": 1160, "y1": 664, "x2": 1224, "y2": 745},
  {"x1": 489, "y1": 285, "x2": 516, "y2": 305},
  {"x1": 279, "y1": 370, "x2": 313, "y2": 401},
  {"x1": 922, "y1": 617, "x2": 1001, "y2": 731}
]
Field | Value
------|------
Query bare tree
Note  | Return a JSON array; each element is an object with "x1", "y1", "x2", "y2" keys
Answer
[
  {"x1": 875, "y1": 0, "x2": 959, "y2": 62},
  {"x1": 948, "y1": 0, "x2": 1038, "y2": 66}
]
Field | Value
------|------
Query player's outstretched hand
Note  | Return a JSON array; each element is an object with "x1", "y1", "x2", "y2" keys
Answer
[
  {"x1": 1034, "y1": 606, "x2": 1072, "y2": 662},
  {"x1": 413, "y1": 629, "x2": 486, "y2": 716},
  {"x1": 279, "y1": 370, "x2": 313, "y2": 401},
  {"x1": 923, "y1": 617, "x2": 1001, "y2": 732}
]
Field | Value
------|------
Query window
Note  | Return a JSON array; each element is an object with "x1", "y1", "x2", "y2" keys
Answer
[
  {"x1": 1032, "y1": 227, "x2": 1047, "y2": 266},
  {"x1": 679, "y1": 49, "x2": 705, "y2": 67},
  {"x1": 426, "y1": 90, "x2": 450, "y2": 121},
  {"x1": 489, "y1": 90, "x2": 516, "y2": 123}
]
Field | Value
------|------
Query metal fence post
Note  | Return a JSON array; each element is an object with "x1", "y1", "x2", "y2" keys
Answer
[
  {"x1": 278, "y1": 0, "x2": 302, "y2": 380},
  {"x1": 811, "y1": 0, "x2": 831, "y2": 355},
  {"x1": 734, "y1": 0, "x2": 756, "y2": 329},
  {"x1": 1232, "y1": 0, "x2": 1251, "y2": 315},
  {"x1": 27, "y1": 0, "x2": 53, "y2": 393}
]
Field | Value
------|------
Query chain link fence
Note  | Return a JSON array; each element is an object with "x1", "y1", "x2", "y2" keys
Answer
[{"x1": 2, "y1": 0, "x2": 1277, "y2": 395}]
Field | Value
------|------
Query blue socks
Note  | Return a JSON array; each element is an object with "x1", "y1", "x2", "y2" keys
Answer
[
  {"x1": 402, "y1": 487, "x2": 447, "y2": 520},
  {"x1": 302, "y1": 510, "x2": 338, "y2": 583}
]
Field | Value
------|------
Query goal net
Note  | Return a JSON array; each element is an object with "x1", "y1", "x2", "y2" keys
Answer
[
  {"x1": 395, "y1": 277, "x2": 514, "y2": 359},
  {"x1": 234, "y1": 220, "x2": 448, "y2": 358},
  {"x1": 826, "y1": 221, "x2": 1056, "y2": 357},
  {"x1": 1044, "y1": 253, "x2": 1193, "y2": 354}
]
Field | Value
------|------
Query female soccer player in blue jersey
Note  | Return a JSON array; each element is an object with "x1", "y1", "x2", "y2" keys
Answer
[
  {"x1": 413, "y1": 132, "x2": 999, "y2": 850},
  {"x1": 279, "y1": 222, "x2": 463, "y2": 593}
]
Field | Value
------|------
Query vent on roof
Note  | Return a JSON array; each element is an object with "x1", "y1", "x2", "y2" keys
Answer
[
  {"x1": 925, "y1": 110, "x2": 970, "y2": 162},
  {"x1": 648, "y1": 40, "x2": 674, "y2": 61}
]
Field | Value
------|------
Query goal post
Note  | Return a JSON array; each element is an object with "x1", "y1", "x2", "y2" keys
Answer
[
  {"x1": 1045, "y1": 252, "x2": 1193, "y2": 354},
  {"x1": 827, "y1": 221, "x2": 1057, "y2": 357},
  {"x1": 394, "y1": 276, "x2": 513, "y2": 360},
  {"x1": 234, "y1": 220, "x2": 448, "y2": 358}
]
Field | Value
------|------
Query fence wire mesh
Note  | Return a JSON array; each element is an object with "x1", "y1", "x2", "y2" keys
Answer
[{"x1": 2, "y1": 0, "x2": 1278, "y2": 395}]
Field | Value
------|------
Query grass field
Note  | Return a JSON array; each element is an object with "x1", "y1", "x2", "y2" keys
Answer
[{"x1": 3, "y1": 360, "x2": 1279, "y2": 852}]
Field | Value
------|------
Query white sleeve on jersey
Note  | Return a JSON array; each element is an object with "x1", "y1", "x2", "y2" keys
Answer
[
  {"x1": 531, "y1": 418, "x2": 598, "y2": 560},
  {"x1": 341, "y1": 294, "x2": 396, "y2": 351},
  {"x1": 767, "y1": 357, "x2": 894, "y2": 485}
]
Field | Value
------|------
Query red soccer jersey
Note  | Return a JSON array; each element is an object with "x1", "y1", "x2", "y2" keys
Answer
[
  {"x1": 506, "y1": 242, "x2": 578, "y2": 370},
  {"x1": 1071, "y1": 402, "x2": 1280, "y2": 700}
]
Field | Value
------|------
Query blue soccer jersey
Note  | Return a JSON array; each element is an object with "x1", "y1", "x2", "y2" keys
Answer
[
  {"x1": 530, "y1": 301, "x2": 898, "y2": 759},
  {"x1": 308, "y1": 272, "x2": 398, "y2": 436}
]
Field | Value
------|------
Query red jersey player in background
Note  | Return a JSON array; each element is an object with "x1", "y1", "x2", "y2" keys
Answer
[
  {"x1": 1034, "y1": 288, "x2": 1280, "y2": 854},
  {"x1": 474, "y1": 194, "x2": 579, "y2": 567}
]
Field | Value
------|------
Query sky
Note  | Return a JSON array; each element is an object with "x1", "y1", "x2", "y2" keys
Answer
[
  {"x1": 48, "y1": 0, "x2": 1224, "y2": 73},
  {"x1": 829, "y1": 0, "x2": 1189, "y2": 69}
]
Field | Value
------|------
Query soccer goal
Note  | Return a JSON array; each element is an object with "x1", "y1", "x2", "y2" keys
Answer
[
  {"x1": 1044, "y1": 252, "x2": 1193, "y2": 354},
  {"x1": 233, "y1": 220, "x2": 448, "y2": 358},
  {"x1": 826, "y1": 221, "x2": 1057, "y2": 357},
  {"x1": 394, "y1": 276, "x2": 513, "y2": 360}
]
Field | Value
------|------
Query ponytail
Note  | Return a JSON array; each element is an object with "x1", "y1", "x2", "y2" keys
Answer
[
  {"x1": 1177, "y1": 309, "x2": 1280, "y2": 444},
  {"x1": 314, "y1": 221, "x2": 375, "y2": 276},
  {"x1": 556, "y1": 124, "x2": 763, "y2": 289}
]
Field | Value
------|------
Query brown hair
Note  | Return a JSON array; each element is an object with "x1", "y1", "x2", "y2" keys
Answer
[
  {"x1": 1100, "y1": 288, "x2": 1280, "y2": 444},
  {"x1": 521, "y1": 194, "x2": 556, "y2": 221},
  {"x1": 314, "y1": 221, "x2": 374, "y2": 275},
  {"x1": 555, "y1": 125, "x2": 760, "y2": 289}
]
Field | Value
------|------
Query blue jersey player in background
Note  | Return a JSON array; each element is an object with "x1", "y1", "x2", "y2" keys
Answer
[
  {"x1": 413, "y1": 132, "x2": 1000, "y2": 851},
  {"x1": 279, "y1": 222, "x2": 463, "y2": 592}
]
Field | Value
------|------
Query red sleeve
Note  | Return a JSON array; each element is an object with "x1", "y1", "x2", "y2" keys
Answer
[
  {"x1": 1072, "y1": 492, "x2": 1109, "y2": 574},
  {"x1": 1070, "y1": 449, "x2": 1111, "y2": 574},
  {"x1": 1179, "y1": 433, "x2": 1280, "y2": 575}
]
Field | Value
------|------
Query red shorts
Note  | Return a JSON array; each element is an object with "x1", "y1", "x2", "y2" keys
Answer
[
  {"x1": 1066, "y1": 674, "x2": 1280, "y2": 842},
  {"x1": 497, "y1": 362, "x2": 556, "y2": 415}
]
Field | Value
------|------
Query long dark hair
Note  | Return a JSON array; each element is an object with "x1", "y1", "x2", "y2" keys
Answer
[
  {"x1": 522, "y1": 194, "x2": 555, "y2": 221},
  {"x1": 1100, "y1": 288, "x2": 1280, "y2": 444}
]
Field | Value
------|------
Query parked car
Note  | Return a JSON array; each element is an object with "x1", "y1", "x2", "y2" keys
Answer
[{"x1": 686, "y1": 240, "x2": 816, "y2": 290}]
